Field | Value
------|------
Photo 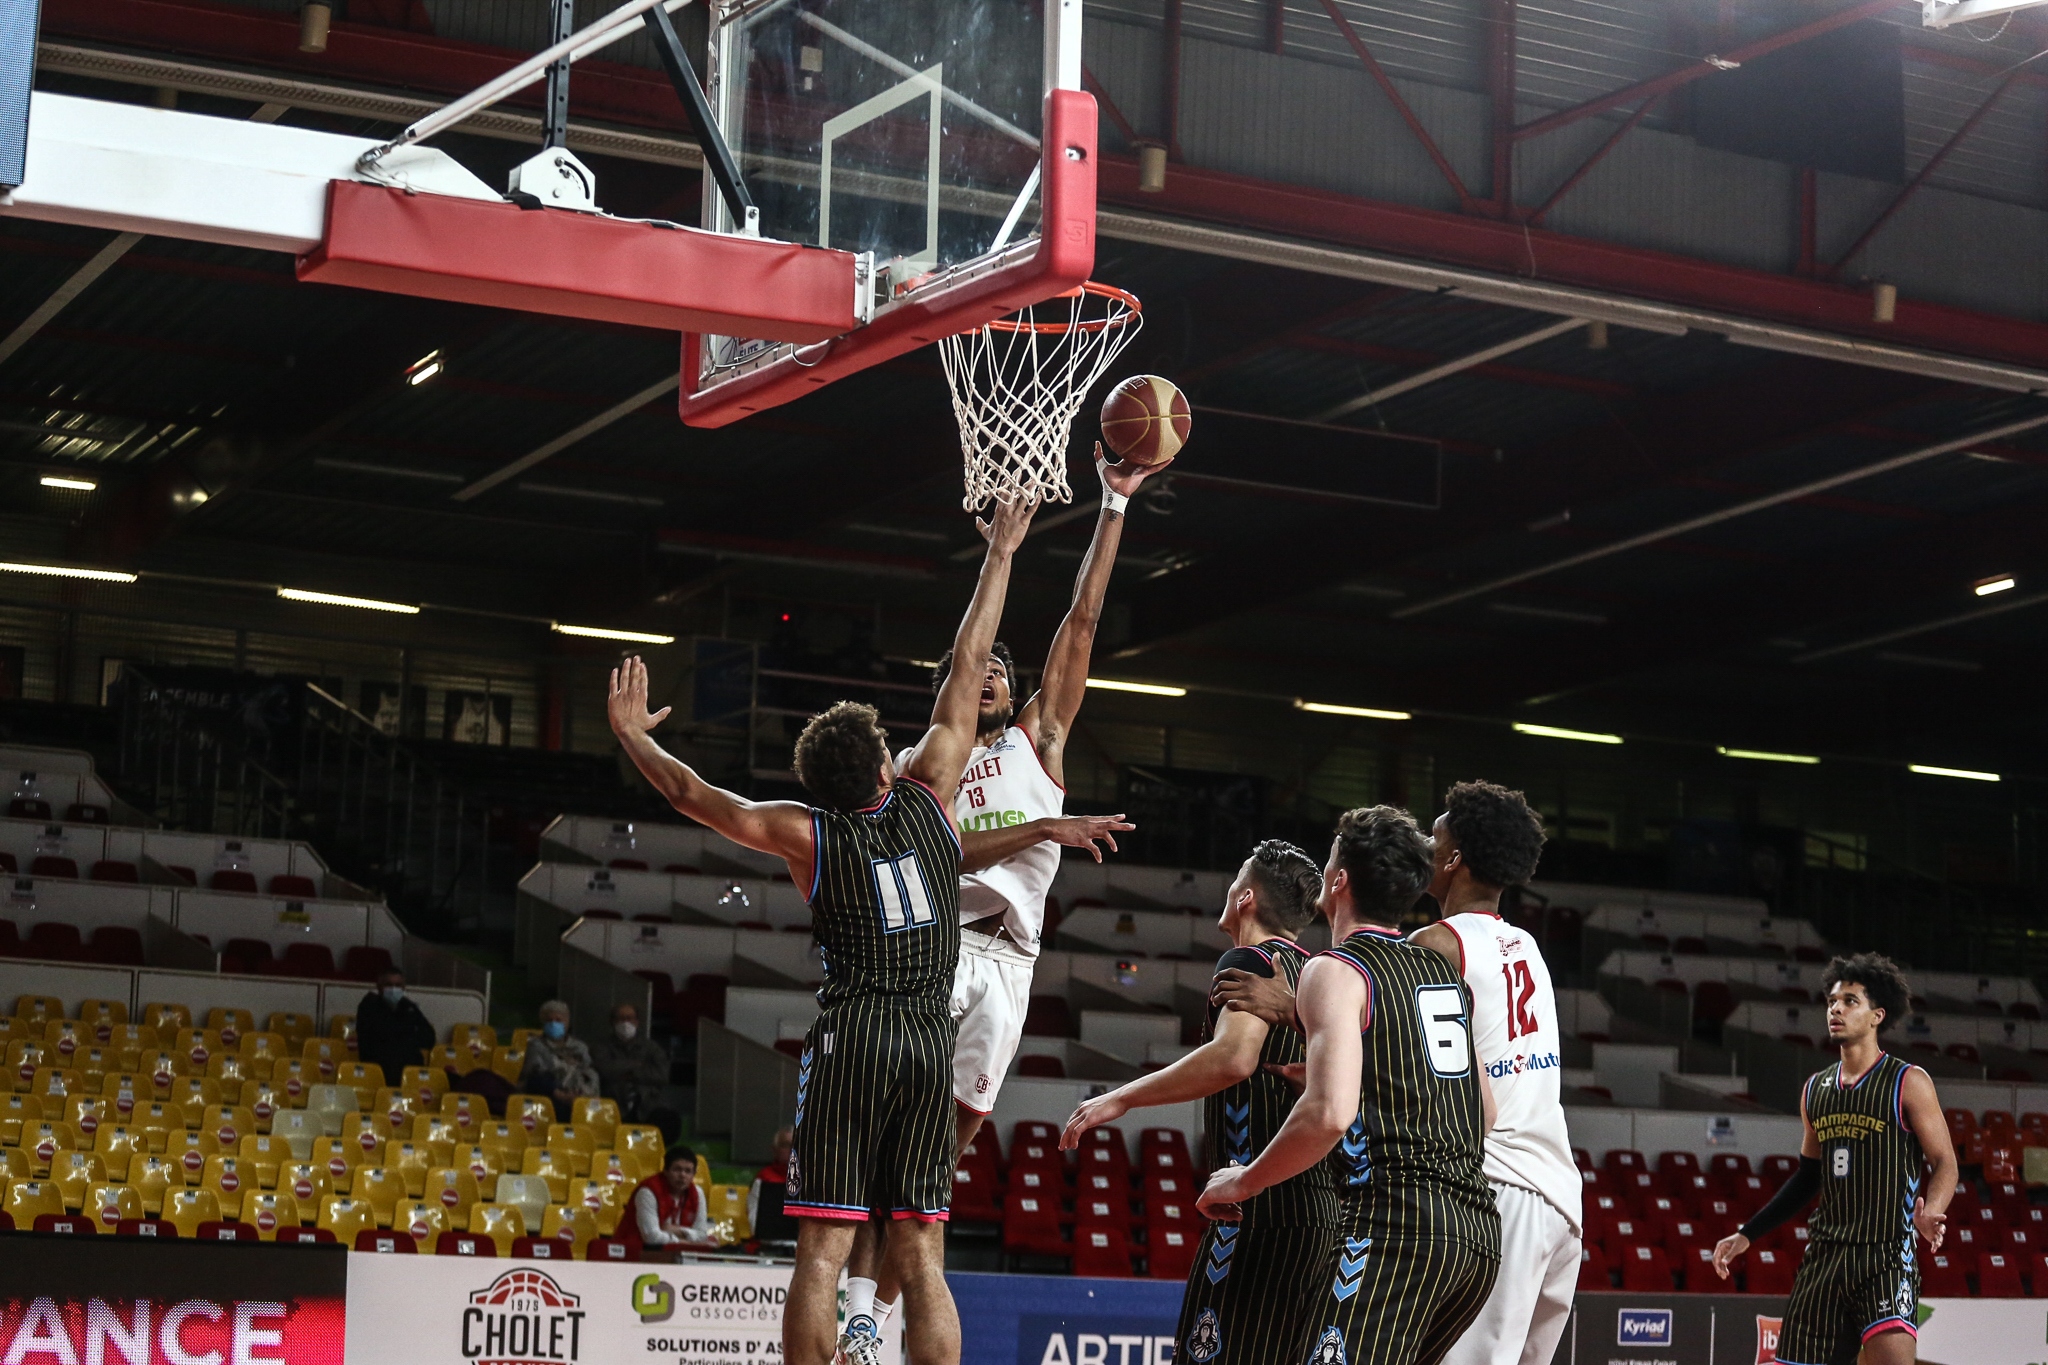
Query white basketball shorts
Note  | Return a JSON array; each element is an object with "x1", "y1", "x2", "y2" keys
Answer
[
  {"x1": 948, "y1": 935, "x2": 1035, "y2": 1113},
  {"x1": 1439, "y1": 1181, "x2": 1581, "y2": 1365}
]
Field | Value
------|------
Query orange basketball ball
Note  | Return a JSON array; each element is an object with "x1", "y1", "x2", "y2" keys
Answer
[{"x1": 1099, "y1": 374, "x2": 1191, "y2": 466}]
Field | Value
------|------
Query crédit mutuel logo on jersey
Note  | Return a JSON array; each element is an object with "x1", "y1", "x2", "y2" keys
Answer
[
  {"x1": 462, "y1": 1268, "x2": 586, "y2": 1365},
  {"x1": 1484, "y1": 1050, "x2": 1560, "y2": 1079}
]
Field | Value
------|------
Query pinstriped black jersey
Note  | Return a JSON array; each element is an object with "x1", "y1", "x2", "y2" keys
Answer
[
  {"x1": 1204, "y1": 939, "x2": 1340, "y2": 1230},
  {"x1": 1804, "y1": 1052, "x2": 1926, "y2": 1248},
  {"x1": 806, "y1": 778, "x2": 961, "y2": 1009},
  {"x1": 1323, "y1": 926, "x2": 1499, "y2": 1250}
]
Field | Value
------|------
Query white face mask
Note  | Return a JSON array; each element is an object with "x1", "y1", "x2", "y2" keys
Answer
[
  {"x1": 381, "y1": 986, "x2": 405, "y2": 1006},
  {"x1": 615, "y1": 1021, "x2": 637, "y2": 1041}
]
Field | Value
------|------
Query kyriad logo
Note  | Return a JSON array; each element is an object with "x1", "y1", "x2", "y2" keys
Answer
[
  {"x1": 1485, "y1": 1052, "x2": 1560, "y2": 1079},
  {"x1": 463, "y1": 1269, "x2": 586, "y2": 1365},
  {"x1": 1616, "y1": 1308, "x2": 1672, "y2": 1347}
]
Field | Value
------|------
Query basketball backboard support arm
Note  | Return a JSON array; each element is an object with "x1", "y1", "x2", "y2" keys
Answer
[{"x1": 641, "y1": 1, "x2": 756, "y2": 236}]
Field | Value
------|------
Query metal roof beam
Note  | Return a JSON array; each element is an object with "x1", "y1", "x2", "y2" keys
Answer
[{"x1": 1314, "y1": 317, "x2": 1588, "y2": 421}]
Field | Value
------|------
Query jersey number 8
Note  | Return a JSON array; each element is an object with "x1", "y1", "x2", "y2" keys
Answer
[
  {"x1": 1831, "y1": 1147, "x2": 1850, "y2": 1178},
  {"x1": 1416, "y1": 985, "x2": 1473, "y2": 1078},
  {"x1": 873, "y1": 852, "x2": 939, "y2": 933}
]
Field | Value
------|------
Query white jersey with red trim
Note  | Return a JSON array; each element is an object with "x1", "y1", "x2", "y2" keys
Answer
[
  {"x1": 898, "y1": 725, "x2": 1062, "y2": 959},
  {"x1": 1442, "y1": 910, "x2": 1582, "y2": 1232}
]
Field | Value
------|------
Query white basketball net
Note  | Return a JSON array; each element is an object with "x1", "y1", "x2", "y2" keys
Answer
[{"x1": 939, "y1": 284, "x2": 1143, "y2": 510}]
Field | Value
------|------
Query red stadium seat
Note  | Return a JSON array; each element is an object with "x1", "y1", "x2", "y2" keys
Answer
[
  {"x1": 268, "y1": 875, "x2": 319, "y2": 899},
  {"x1": 1139, "y1": 1129, "x2": 1189, "y2": 1167},
  {"x1": 1979, "y1": 1252, "x2": 2025, "y2": 1297},
  {"x1": 510, "y1": 1237, "x2": 567, "y2": 1259},
  {"x1": 1745, "y1": 1248, "x2": 1795, "y2": 1295},
  {"x1": 90, "y1": 861, "x2": 140, "y2": 884},
  {"x1": 356, "y1": 1229, "x2": 418, "y2": 1253},
  {"x1": 1070, "y1": 1224, "x2": 1135, "y2": 1277},
  {"x1": 33, "y1": 1214, "x2": 96, "y2": 1235},
  {"x1": 116, "y1": 1219, "x2": 178, "y2": 1239},
  {"x1": 1018, "y1": 1055, "x2": 1066, "y2": 1078},
  {"x1": 8, "y1": 799, "x2": 51, "y2": 820},
  {"x1": 1577, "y1": 1244, "x2": 1613, "y2": 1291},
  {"x1": 1760, "y1": 1155, "x2": 1802, "y2": 1181},
  {"x1": 209, "y1": 870, "x2": 260, "y2": 894},
  {"x1": 1001, "y1": 1194, "x2": 1067, "y2": 1260},
  {"x1": 1920, "y1": 1252, "x2": 1969, "y2": 1297},
  {"x1": 587, "y1": 1238, "x2": 632, "y2": 1261},
  {"x1": 90, "y1": 927, "x2": 145, "y2": 965},
  {"x1": 277, "y1": 1227, "x2": 335, "y2": 1245},
  {"x1": 1619, "y1": 1243, "x2": 1674, "y2": 1292},
  {"x1": 197, "y1": 1222, "x2": 258, "y2": 1241},
  {"x1": 1145, "y1": 1224, "x2": 1198, "y2": 1279},
  {"x1": 1678, "y1": 1243, "x2": 1723, "y2": 1292},
  {"x1": 437, "y1": 1232, "x2": 498, "y2": 1256},
  {"x1": 278, "y1": 944, "x2": 337, "y2": 979},
  {"x1": 951, "y1": 1165, "x2": 1002, "y2": 1224},
  {"x1": 1023, "y1": 997, "x2": 1073, "y2": 1038},
  {"x1": 1708, "y1": 1153, "x2": 1752, "y2": 1178},
  {"x1": 1656, "y1": 1151, "x2": 1700, "y2": 1178},
  {"x1": 1604, "y1": 1149, "x2": 1645, "y2": 1173},
  {"x1": 29, "y1": 856, "x2": 78, "y2": 880},
  {"x1": 343, "y1": 946, "x2": 395, "y2": 981}
]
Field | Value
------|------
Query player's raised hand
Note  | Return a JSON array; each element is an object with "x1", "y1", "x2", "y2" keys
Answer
[
  {"x1": 1097, "y1": 440, "x2": 1168, "y2": 496},
  {"x1": 608, "y1": 656, "x2": 672, "y2": 736},
  {"x1": 1060, "y1": 1092, "x2": 1130, "y2": 1150},
  {"x1": 1913, "y1": 1197, "x2": 1945, "y2": 1252},
  {"x1": 1196, "y1": 1164, "x2": 1250, "y2": 1222},
  {"x1": 976, "y1": 494, "x2": 1038, "y2": 556},
  {"x1": 1710, "y1": 1232, "x2": 1749, "y2": 1280},
  {"x1": 1041, "y1": 813, "x2": 1135, "y2": 862}
]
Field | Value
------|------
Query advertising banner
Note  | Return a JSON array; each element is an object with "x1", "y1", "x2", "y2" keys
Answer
[
  {"x1": 1551, "y1": 1293, "x2": 1786, "y2": 1365},
  {"x1": 344, "y1": 1255, "x2": 902, "y2": 1365},
  {"x1": 950, "y1": 1272, "x2": 1184, "y2": 1365},
  {"x1": 0, "y1": 1234, "x2": 348, "y2": 1365}
]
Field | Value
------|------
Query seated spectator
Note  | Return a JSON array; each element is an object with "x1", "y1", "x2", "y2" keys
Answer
[
  {"x1": 622, "y1": 1144, "x2": 716, "y2": 1256},
  {"x1": 355, "y1": 969, "x2": 435, "y2": 1086},
  {"x1": 517, "y1": 1000, "x2": 599, "y2": 1119},
  {"x1": 748, "y1": 1126, "x2": 798, "y2": 1247},
  {"x1": 587, "y1": 1003, "x2": 670, "y2": 1122}
]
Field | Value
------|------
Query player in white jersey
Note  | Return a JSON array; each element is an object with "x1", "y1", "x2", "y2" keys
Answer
[
  {"x1": 835, "y1": 448, "x2": 1165, "y2": 1364},
  {"x1": 1410, "y1": 781, "x2": 1582, "y2": 1365}
]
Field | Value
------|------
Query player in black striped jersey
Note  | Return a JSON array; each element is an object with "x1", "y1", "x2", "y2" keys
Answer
[
  {"x1": 1713, "y1": 953, "x2": 1958, "y2": 1365},
  {"x1": 1200, "y1": 806, "x2": 1500, "y2": 1365},
  {"x1": 607, "y1": 495, "x2": 1038, "y2": 1365},
  {"x1": 1060, "y1": 840, "x2": 1335, "y2": 1365}
]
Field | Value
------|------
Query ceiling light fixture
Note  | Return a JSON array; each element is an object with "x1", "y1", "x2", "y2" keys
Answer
[
  {"x1": 551, "y1": 624, "x2": 676, "y2": 645},
  {"x1": 277, "y1": 587, "x2": 419, "y2": 614},
  {"x1": 1086, "y1": 678, "x2": 1188, "y2": 697},
  {"x1": 1974, "y1": 574, "x2": 2016, "y2": 597},
  {"x1": 1512, "y1": 722, "x2": 1623, "y2": 745},
  {"x1": 1295, "y1": 700, "x2": 1412, "y2": 721},
  {"x1": 406, "y1": 349, "x2": 444, "y2": 386},
  {"x1": 0, "y1": 561, "x2": 138, "y2": 583},
  {"x1": 1907, "y1": 763, "x2": 2000, "y2": 782},
  {"x1": 1717, "y1": 746, "x2": 1820, "y2": 765},
  {"x1": 40, "y1": 476, "x2": 98, "y2": 491}
]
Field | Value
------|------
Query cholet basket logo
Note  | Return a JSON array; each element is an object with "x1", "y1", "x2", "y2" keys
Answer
[{"x1": 461, "y1": 1268, "x2": 588, "y2": 1365}]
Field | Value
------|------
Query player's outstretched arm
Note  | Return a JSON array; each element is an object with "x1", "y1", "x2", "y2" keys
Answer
[
  {"x1": 1714, "y1": 1078, "x2": 1822, "y2": 1278},
  {"x1": 608, "y1": 657, "x2": 812, "y2": 875},
  {"x1": 901, "y1": 497, "x2": 1036, "y2": 797},
  {"x1": 1060, "y1": 1006, "x2": 1270, "y2": 1150},
  {"x1": 1014, "y1": 447, "x2": 1167, "y2": 787},
  {"x1": 1902, "y1": 1066, "x2": 1958, "y2": 1251},
  {"x1": 1198, "y1": 956, "x2": 1363, "y2": 1217},
  {"x1": 960, "y1": 813, "x2": 1135, "y2": 873}
]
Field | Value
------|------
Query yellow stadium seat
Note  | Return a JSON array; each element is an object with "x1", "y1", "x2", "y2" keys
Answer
[
  {"x1": 171, "y1": 1076, "x2": 221, "y2": 1122},
  {"x1": 373, "y1": 1089, "x2": 420, "y2": 1133},
  {"x1": 86, "y1": 1181, "x2": 142, "y2": 1232},
  {"x1": 100, "y1": 1073, "x2": 146, "y2": 1119},
  {"x1": 141, "y1": 1052, "x2": 183, "y2": 1101},
  {"x1": 413, "y1": 1113, "x2": 461, "y2": 1149},
  {"x1": 266, "y1": 1013, "x2": 315, "y2": 1049},
  {"x1": 204, "y1": 1009, "x2": 254, "y2": 1047},
  {"x1": 271, "y1": 1057, "x2": 315, "y2": 1107},
  {"x1": 95, "y1": 1124, "x2": 146, "y2": 1180},
  {"x1": 78, "y1": 998, "x2": 128, "y2": 1032},
  {"x1": 545, "y1": 1122, "x2": 596, "y2": 1173},
  {"x1": 141, "y1": 1002, "x2": 191, "y2": 1033},
  {"x1": 44, "y1": 1019, "x2": 87, "y2": 1059},
  {"x1": 708, "y1": 1182, "x2": 749, "y2": 1240},
  {"x1": 51, "y1": 1150, "x2": 108, "y2": 1209},
  {"x1": 393, "y1": 1198, "x2": 451, "y2": 1248},
  {"x1": 489, "y1": 1046, "x2": 526, "y2": 1084},
  {"x1": 245, "y1": 1190, "x2": 300, "y2": 1239},
  {"x1": 439, "y1": 1089, "x2": 486, "y2": 1124},
  {"x1": 616, "y1": 1125, "x2": 665, "y2": 1179},
  {"x1": 328, "y1": 1013, "x2": 356, "y2": 1043},
  {"x1": 540, "y1": 1204, "x2": 597, "y2": 1255},
  {"x1": 449, "y1": 1022, "x2": 496, "y2": 1054},
  {"x1": 426, "y1": 1045, "x2": 463, "y2": 1073},
  {"x1": 71, "y1": 1048, "x2": 113, "y2": 1090},
  {"x1": 206, "y1": 1053, "x2": 257, "y2": 1088},
  {"x1": 164, "y1": 1188, "x2": 221, "y2": 1238},
  {"x1": 480, "y1": 1120, "x2": 528, "y2": 1164},
  {"x1": 351, "y1": 1165, "x2": 405, "y2": 1227},
  {"x1": 7, "y1": 1040, "x2": 50, "y2": 1093},
  {"x1": 336, "y1": 1061, "x2": 383, "y2": 1104},
  {"x1": 241, "y1": 1079, "x2": 284, "y2": 1133},
  {"x1": 132, "y1": 1102, "x2": 183, "y2": 1153},
  {"x1": 3, "y1": 1179, "x2": 61, "y2": 1224},
  {"x1": 0, "y1": 1147, "x2": 29, "y2": 1182},
  {"x1": 400, "y1": 1066, "x2": 448, "y2": 1105},
  {"x1": 240, "y1": 1134, "x2": 290, "y2": 1188},
  {"x1": 467, "y1": 1202, "x2": 523, "y2": 1256},
  {"x1": 14, "y1": 995, "x2": 61, "y2": 1025},
  {"x1": 311, "y1": 1136, "x2": 362, "y2": 1187},
  {"x1": 509, "y1": 1027, "x2": 539, "y2": 1052},
  {"x1": 520, "y1": 1147, "x2": 575, "y2": 1202},
  {"x1": 422, "y1": 1167, "x2": 480, "y2": 1224},
  {"x1": 166, "y1": 1130, "x2": 220, "y2": 1185},
  {"x1": 172, "y1": 1028, "x2": 223, "y2": 1074},
  {"x1": 198, "y1": 1104, "x2": 257, "y2": 1150},
  {"x1": 130, "y1": 1155, "x2": 183, "y2": 1215},
  {"x1": 573, "y1": 1178, "x2": 624, "y2": 1235},
  {"x1": 492, "y1": 1173, "x2": 551, "y2": 1232},
  {"x1": 317, "y1": 1194, "x2": 374, "y2": 1243},
  {"x1": 279, "y1": 1160, "x2": 331, "y2": 1212},
  {"x1": 386, "y1": 1140, "x2": 435, "y2": 1197},
  {"x1": 306, "y1": 1085, "x2": 358, "y2": 1136},
  {"x1": 590, "y1": 1150, "x2": 635, "y2": 1189},
  {"x1": 29, "y1": 1067, "x2": 85, "y2": 1113},
  {"x1": 572, "y1": 1098, "x2": 620, "y2": 1147},
  {"x1": 342, "y1": 1112, "x2": 393, "y2": 1163},
  {"x1": 507, "y1": 1095, "x2": 553, "y2": 1138},
  {"x1": 302, "y1": 1038, "x2": 344, "y2": 1082},
  {"x1": 64, "y1": 1094, "x2": 108, "y2": 1140},
  {"x1": 0, "y1": 1092, "x2": 39, "y2": 1144},
  {"x1": 270, "y1": 1111, "x2": 320, "y2": 1159},
  {"x1": 108, "y1": 1022, "x2": 156, "y2": 1054},
  {"x1": 238, "y1": 1031, "x2": 287, "y2": 1064},
  {"x1": 201, "y1": 1154, "x2": 251, "y2": 1219},
  {"x1": 23, "y1": 1121, "x2": 78, "y2": 1176},
  {"x1": 456, "y1": 1144, "x2": 501, "y2": 1185}
]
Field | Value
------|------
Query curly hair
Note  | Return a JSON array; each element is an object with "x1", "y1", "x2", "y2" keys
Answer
[
  {"x1": 1822, "y1": 953, "x2": 1912, "y2": 1033},
  {"x1": 1332, "y1": 806, "x2": 1434, "y2": 924},
  {"x1": 1442, "y1": 780, "x2": 1548, "y2": 888},
  {"x1": 1243, "y1": 839, "x2": 1323, "y2": 935},
  {"x1": 792, "y1": 701, "x2": 889, "y2": 812},
  {"x1": 931, "y1": 641, "x2": 1017, "y2": 696}
]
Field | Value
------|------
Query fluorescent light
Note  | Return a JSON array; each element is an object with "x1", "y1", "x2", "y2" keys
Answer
[
  {"x1": 1296, "y1": 699, "x2": 1412, "y2": 721},
  {"x1": 1512, "y1": 722, "x2": 1623, "y2": 745},
  {"x1": 406, "y1": 349, "x2": 444, "y2": 386},
  {"x1": 1908, "y1": 764, "x2": 2000, "y2": 782},
  {"x1": 277, "y1": 587, "x2": 419, "y2": 614},
  {"x1": 1086, "y1": 678, "x2": 1188, "y2": 697},
  {"x1": 1717, "y1": 746, "x2": 1820, "y2": 765},
  {"x1": 552, "y1": 623, "x2": 676, "y2": 645},
  {"x1": 39, "y1": 476, "x2": 98, "y2": 492},
  {"x1": 1974, "y1": 574, "x2": 2016, "y2": 597},
  {"x1": 0, "y1": 561, "x2": 137, "y2": 583}
]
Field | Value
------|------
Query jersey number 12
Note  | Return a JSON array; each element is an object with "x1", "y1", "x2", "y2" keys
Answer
[{"x1": 1501, "y1": 960, "x2": 1541, "y2": 1041}]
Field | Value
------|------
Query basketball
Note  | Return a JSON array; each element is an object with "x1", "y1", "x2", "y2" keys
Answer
[{"x1": 1099, "y1": 374, "x2": 1192, "y2": 466}]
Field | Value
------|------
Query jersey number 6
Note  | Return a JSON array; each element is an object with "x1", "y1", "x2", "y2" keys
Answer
[{"x1": 1416, "y1": 985, "x2": 1473, "y2": 1078}]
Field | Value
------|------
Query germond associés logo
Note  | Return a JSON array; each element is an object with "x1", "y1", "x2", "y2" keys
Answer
[
  {"x1": 1485, "y1": 1051, "x2": 1560, "y2": 1080},
  {"x1": 463, "y1": 1269, "x2": 586, "y2": 1365},
  {"x1": 633, "y1": 1274, "x2": 786, "y2": 1325},
  {"x1": 1616, "y1": 1308, "x2": 1673, "y2": 1348}
]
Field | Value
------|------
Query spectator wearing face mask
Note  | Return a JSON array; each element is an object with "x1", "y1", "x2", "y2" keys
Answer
[
  {"x1": 588, "y1": 1003, "x2": 670, "y2": 1117},
  {"x1": 517, "y1": 1000, "x2": 601, "y2": 1118},
  {"x1": 356, "y1": 969, "x2": 436, "y2": 1089}
]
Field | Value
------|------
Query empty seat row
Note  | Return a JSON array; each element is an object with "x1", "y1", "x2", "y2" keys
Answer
[
  {"x1": 0, "y1": 857, "x2": 318, "y2": 899},
  {"x1": 4, "y1": 801, "x2": 106, "y2": 823},
  {"x1": 0, "y1": 922, "x2": 144, "y2": 965}
]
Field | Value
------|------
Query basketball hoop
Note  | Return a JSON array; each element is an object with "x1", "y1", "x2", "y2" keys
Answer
[{"x1": 939, "y1": 282, "x2": 1143, "y2": 510}]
